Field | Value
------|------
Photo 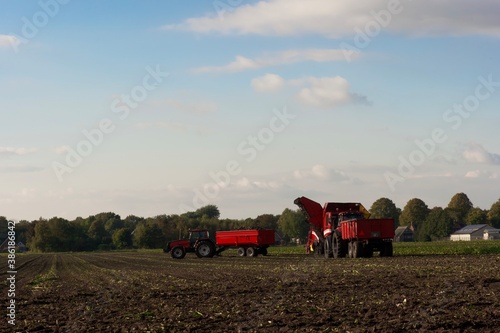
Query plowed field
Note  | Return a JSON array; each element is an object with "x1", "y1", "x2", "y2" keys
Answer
[{"x1": 1, "y1": 252, "x2": 499, "y2": 332}]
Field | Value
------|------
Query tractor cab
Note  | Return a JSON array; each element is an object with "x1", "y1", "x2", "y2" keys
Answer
[{"x1": 189, "y1": 229, "x2": 210, "y2": 244}]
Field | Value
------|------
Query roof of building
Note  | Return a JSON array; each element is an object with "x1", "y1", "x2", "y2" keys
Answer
[
  {"x1": 452, "y1": 224, "x2": 490, "y2": 235},
  {"x1": 394, "y1": 226, "x2": 412, "y2": 238}
]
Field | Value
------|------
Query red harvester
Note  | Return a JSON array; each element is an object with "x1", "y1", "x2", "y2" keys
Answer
[{"x1": 295, "y1": 196, "x2": 395, "y2": 258}]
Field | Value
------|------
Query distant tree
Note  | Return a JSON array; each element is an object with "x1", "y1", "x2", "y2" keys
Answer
[
  {"x1": 447, "y1": 192, "x2": 473, "y2": 228},
  {"x1": 487, "y1": 198, "x2": 500, "y2": 228},
  {"x1": 369, "y1": 197, "x2": 400, "y2": 229},
  {"x1": 465, "y1": 207, "x2": 487, "y2": 225},
  {"x1": 133, "y1": 222, "x2": 165, "y2": 249},
  {"x1": 399, "y1": 198, "x2": 430, "y2": 232},
  {"x1": 0, "y1": 216, "x2": 8, "y2": 239},
  {"x1": 31, "y1": 217, "x2": 83, "y2": 252},
  {"x1": 15, "y1": 220, "x2": 34, "y2": 245},
  {"x1": 278, "y1": 208, "x2": 308, "y2": 242},
  {"x1": 112, "y1": 228, "x2": 132, "y2": 249},
  {"x1": 418, "y1": 207, "x2": 453, "y2": 241},
  {"x1": 254, "y1": 214, "x2": 279, "y2": 230},
  {"x1": 195, "y1": 205, "x2": 220, "y2": 219}
]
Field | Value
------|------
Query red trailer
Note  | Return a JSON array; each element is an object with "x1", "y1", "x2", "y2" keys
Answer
[{"x1": 164, "y1": 229, "x2": 275, "y2": 259}]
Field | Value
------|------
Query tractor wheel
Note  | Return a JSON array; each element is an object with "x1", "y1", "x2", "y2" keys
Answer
[
  {"x1": 332, "y1": 234, "x2": 340, "y2": 259},
  {"x1": 324, "y1": 235, "x2": 333, "y2": 258},
  {"x1": 260, "y1": 247, "x2": 268, "y2": 256},
  {"x1": 246, "y1": 247, "x2": 257, "y2": 257},
  {"x1": 170, "y1": 246, "x2": 186, "y2": 259},
  {"x1": 237, "y1": 247, "x2": 246, "y2": 257},
  {"x1": 196, "y1": 241, "x2": 215, "y2": 258},
  {"x1": 352, "y1": 241, "x2": 364, "y2": 258}
]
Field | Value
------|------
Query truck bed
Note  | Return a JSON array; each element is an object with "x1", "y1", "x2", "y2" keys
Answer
[{"x1": 215, "y1": 229, "x2": 275, "y2": 247}]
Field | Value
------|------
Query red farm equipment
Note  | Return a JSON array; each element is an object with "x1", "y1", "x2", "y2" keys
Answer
[
  {"x1": 294, "y1": 196, "x2": 395, "y2": 258},
  {"x1": 163, "y1": 229, "x2": 275, "y2": 259}
]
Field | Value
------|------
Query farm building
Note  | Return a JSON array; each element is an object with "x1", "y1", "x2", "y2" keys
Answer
[
  {"x1": 394, "y1": 226, "x2": 414, "y2": 242},
  {"x1": 450, "y1": 224, "x2": 498, "y2": 241},
  {"x1": 484, "y1": 228, "x2": 500, "y2": 240}
]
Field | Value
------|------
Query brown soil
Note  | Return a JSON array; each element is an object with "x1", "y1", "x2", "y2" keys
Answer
[{"x1": 1, "y1": 252, "x2": 499, "y2": 332}]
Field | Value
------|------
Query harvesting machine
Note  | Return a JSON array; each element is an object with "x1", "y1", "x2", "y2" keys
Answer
[{"x1": 295, "y1": 196, "x2": 395, "y2": 258}]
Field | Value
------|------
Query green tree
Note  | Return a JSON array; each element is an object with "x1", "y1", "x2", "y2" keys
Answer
[
  {"x1": 278, "y1": 208, "x2": 308, "y2": 242},
  {"x1": 418, "y1": 207, "x2": 453, "y2": 241},
  {"x1": 112, "y1": 228, "x2": 132, "y2": 249},
  {"x1": 133, "y1": 222, "x2": 165, "y2": 249},
  {"x1": 195, "y1": 205, "x2": 220, "y2": 219},
  {"x1": 447, "y1": 192, "x2": 473, "y2": 228},
  {"x1": 487, "y1": 198, "x2": 500, "y2": 228},
  {"x1": 399, "y1": 198, "x2": 430, "y2": 232},
  {"x1": 465, "y1": 207, "x2": 487, "y2": 225},
  {"x1": 369, "y1": 197, "x2": 400, "y2": 229},
  {"x1": 254, "y1": 214, "x2": 279, "y2": 230}
]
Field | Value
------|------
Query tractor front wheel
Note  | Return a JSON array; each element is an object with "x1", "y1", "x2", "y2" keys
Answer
[{"x1": 171, "y1": 246, "x2": 186, "y2": 259}]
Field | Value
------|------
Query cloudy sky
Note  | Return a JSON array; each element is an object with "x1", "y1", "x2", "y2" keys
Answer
[{"x1": 1, "y1": 0, "x2": 499, "y2": 221}]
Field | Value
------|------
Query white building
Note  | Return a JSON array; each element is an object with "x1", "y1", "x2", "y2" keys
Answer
[{"x1": 450, "y1": 224, "x2": 498, "y2": 241}]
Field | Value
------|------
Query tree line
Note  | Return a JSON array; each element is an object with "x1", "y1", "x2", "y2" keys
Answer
[
  {"x1": 1, "y1": 193, "x2": 499, "y2": 252},
  {"x1": 369, "y1": 193, "x2": 500, "y2": 241}
]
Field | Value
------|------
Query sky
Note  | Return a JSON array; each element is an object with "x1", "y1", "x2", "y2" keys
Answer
[{"x1": 1, "y1": 0, "x2": 499, "y2": 221}]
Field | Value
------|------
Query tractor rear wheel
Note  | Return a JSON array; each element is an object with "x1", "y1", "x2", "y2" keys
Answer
[
  {"x1": 171, "y1": 246, "x2": 186, "y2": 259},
  {"x1": 196, "y1": 241, "x2": 215, "y2": 258},
  {"x1": 237, "y1": 247, "x2": 246, "y2": 257},
  {"x1": 246, "y1": 247, "x2": 257, "y2": 257}
]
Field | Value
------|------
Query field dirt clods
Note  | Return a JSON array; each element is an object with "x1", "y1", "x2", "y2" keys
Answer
[{"x1": 1, "y1": 252, "x2": 499, "y2": 332}]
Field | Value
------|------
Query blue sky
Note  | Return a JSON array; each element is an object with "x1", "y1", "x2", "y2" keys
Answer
[{"x1": 1, "y1": 0, "x2": 499, "y2": 221}]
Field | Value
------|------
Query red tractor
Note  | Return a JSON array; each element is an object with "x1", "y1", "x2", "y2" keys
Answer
[
  {"x1": 164, "y1": 229, "x2": 275, "y2": 259},
  {"x1": 295, "y1": 196, "x2": 395, "y2": 258}
]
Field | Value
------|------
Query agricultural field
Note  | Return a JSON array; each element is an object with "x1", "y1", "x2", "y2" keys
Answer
[{"x1": 1, "y1": 246, "x2": 500, "y2": 332}]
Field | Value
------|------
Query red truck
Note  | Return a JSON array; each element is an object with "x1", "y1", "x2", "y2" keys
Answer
[
  {"x1": 294, "y1": 196, "x2": 395, "y2": 258},
  {"x1": 164, "y1": 229, "x2": 275, "y2": 259}
]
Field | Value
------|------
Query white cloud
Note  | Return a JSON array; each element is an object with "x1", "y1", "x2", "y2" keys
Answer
[
  {"x1": 463, "y1": 143, "x2": 500, "y2": 165},
  {"x1": 297, "y1": 76, "x2": 369, "y2": 109},
  {"x1": 251, "y1": 74, "x2": 285, "y2": 92},
  {"x1": 0, "y1": 147, "x2": 36, "y2": 155},
  {"x1": 163, "y1": 0, "x2": 500, "y2": 38},
  {"x1": 465, "y1": 170, "x2": 498, "y2": 179},
  {"x1": 293, "y1": 164, "x2": 351, "y2": 182},
  {"x1": 0, "y1": 34, "x2": 18, "y2": 48},
  {"x1": 193, "y1": 49, "x2": 354, "y2": 73}
]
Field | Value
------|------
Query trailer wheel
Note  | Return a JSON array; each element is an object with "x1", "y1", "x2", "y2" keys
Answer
[
  {"x1": 246, "y1": 247, "x2": 257, "y2": 257},
  {"x1": 196, "y1": 241, "x2": 215, "y2": 258},
  {"x1": 347, "y1": 241, "x2": 353, "y2": 258},
  {"x1": 171, "y1": 246, "x2": 186, "y2": 259},
  {"x1": 237, "y1": 247, "x2": 246, "y2": 257},
  {"x1": 385, "y1": 242, "x2": 393, "y2": 257}
]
